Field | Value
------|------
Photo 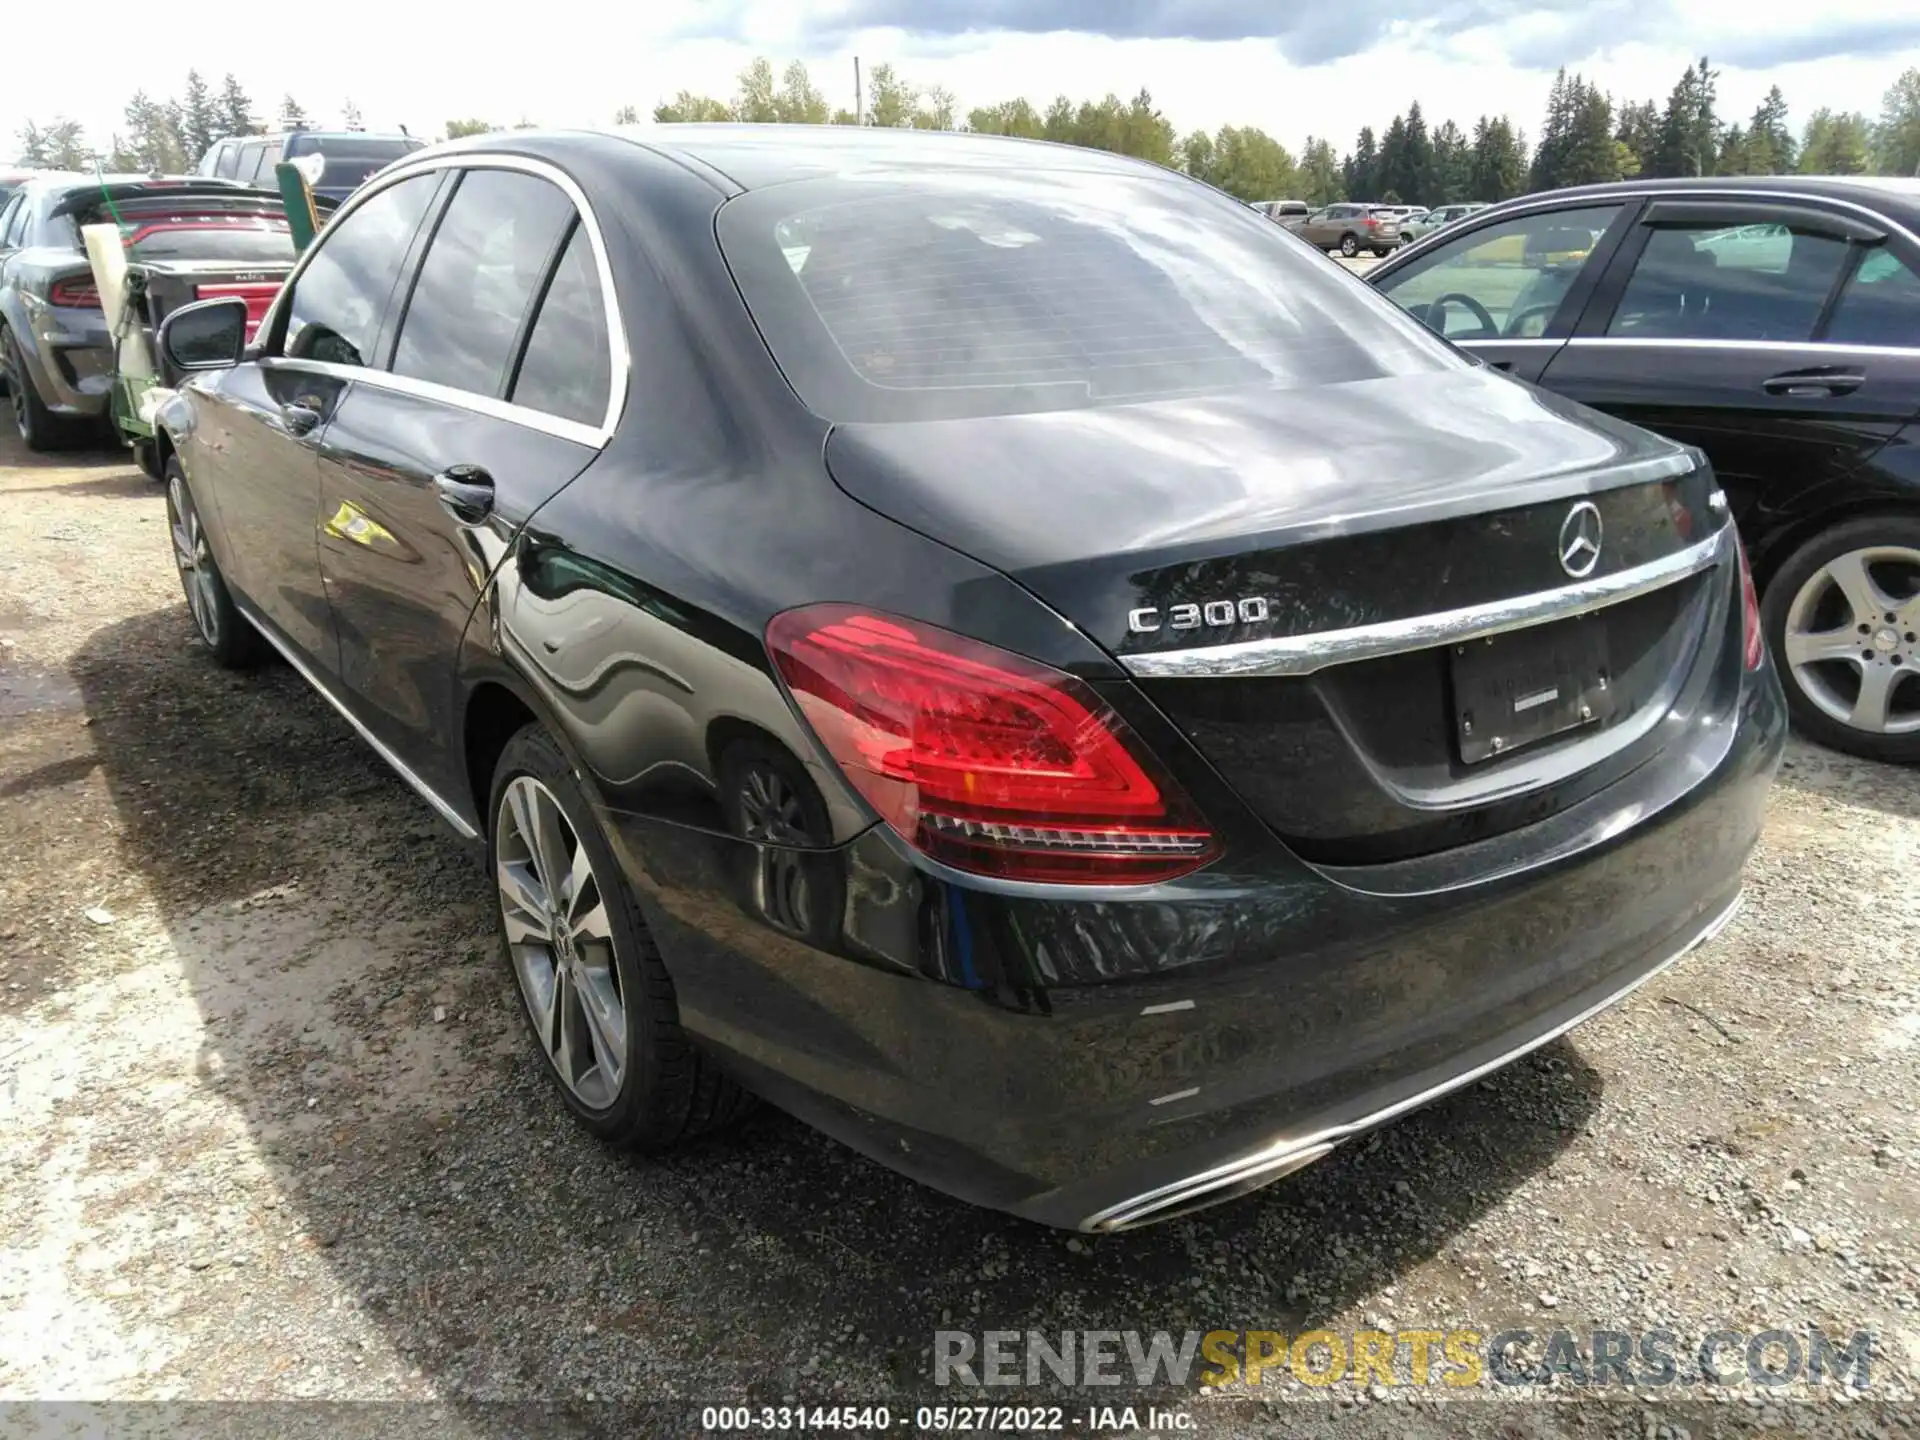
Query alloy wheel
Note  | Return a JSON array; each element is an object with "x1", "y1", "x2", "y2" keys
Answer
[
  {"x1": 735, "y1": 763, "x2": 810, "y2": 843},
  {"x1": 167, "y1": 474, "x2": 221, "y2": 646},
  {"x1": 1782, "y1": 544, "x2": 1920, "y2": 736},
  {"x1": 496, "y1": 775, "x2": 627, "y2": 1109}
]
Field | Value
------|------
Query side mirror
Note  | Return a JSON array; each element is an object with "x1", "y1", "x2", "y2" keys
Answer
[{"x1": 159, "y1": 296, "x2": 248, "y2": 373}]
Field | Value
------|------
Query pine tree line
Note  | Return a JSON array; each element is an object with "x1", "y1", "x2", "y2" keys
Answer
[{"x1": 14, "y1": 75, "x2": 354, "y2": 173}]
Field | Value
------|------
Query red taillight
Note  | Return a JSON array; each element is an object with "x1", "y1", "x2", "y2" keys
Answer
[
  {"x1": 1364, "y1": 216, "x2": 1379, "y2": 228},
  {"x1": 1735, "y1": 532, "x2": 1763, "y2": 670},
  {"x1": 765, "y1": 605, "x2": 1218, "y2": 885},
  {"x1": 195, "y1": 280, "x2": 282, "y2": 342},
  {"x1": 49, "y1": 277, "x2": 101, "y2": 309}
]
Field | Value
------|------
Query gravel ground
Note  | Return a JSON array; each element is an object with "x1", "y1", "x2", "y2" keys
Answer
[{"x1": 2, "y1": 424, "x2": 1918, "y2": 1439}]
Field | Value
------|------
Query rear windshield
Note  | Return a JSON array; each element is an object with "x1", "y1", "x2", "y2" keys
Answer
[
  {"x1": 286, "y1": 135, "x2": 423, "y2": 189},
  {"x1": 718, "y1": 170, "x2": 1455, "y2": 423},
  {"x1": 68, "y1": 201, "x2": 297, "y2": 262}
]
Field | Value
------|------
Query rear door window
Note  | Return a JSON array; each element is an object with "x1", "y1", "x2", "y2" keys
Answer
[
  {"x1": 508, "y1": 224, "x2": 611, "y2": 426},
  {"x1": 283, "y1": 172, "x2": 440, "y2": 367},
  {"x1": 212, "y1": 142, "x2": 240, "y2": 178},
  {"x1": 389, "y1": 168, "x2": 574, "y2": 397},
  {"x1": 1825, "y1": 248, "x2": 1920, "y2": 348},
  {"x1": 1606, "y1": 220, "x2": 1851, "y2": 342},
  {"x1": 1376, "y1": 204, "x2": 1621, "y2": 340}
]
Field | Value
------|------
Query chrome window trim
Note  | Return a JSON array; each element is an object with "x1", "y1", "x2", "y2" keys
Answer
[
  {"x1": 254, "y1": 151, "x2": 628, "y2": 445},
  {"x1": 1122, "y1": 521, "x2": 1731, "y2": 680},
  {"x1": 232, "y1": 594, "x2": 480, "y2": 840},
  {"x1": 1563, "y1": 336, "x2": 1920, "y2": 359},
  {"x1": 1417, "y1": 185, "x2": 1920, "y2": 251},
  {"x1": 260, "y1": 356, "x2": 606, "y2": 448}
]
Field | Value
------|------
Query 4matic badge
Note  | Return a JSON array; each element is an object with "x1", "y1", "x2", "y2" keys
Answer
[{"x1": 1128, "y1": 596, "x2": 1270, "y2": 634}]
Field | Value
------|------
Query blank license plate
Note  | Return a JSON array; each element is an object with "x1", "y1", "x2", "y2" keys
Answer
[{"x1": 1452, "y1": 620, "x2": 1612, "y2": 765}]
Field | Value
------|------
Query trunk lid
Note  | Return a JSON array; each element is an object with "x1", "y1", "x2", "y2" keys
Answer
[{"x1": 824, "y1": 367, "x2": 1733, "y2": 864}]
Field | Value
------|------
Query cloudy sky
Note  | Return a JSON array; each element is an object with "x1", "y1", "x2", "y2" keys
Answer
[{"x1": 10, "y1": 0, "x2": 1920, "y2": 160}]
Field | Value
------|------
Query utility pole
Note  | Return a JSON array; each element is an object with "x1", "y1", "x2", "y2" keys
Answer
[{"x1": 854, "y1": 56, "x2": 863, "y2": 125}]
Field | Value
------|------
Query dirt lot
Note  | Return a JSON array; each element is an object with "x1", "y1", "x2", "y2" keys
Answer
[{"x1": 2, "y1": 425, "x2": 1918, "y2": 1437}]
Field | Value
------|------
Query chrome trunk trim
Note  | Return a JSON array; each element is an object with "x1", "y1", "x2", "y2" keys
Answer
[{"x1": 1122, "y1": 523, "x2": 1731, "y2": 680}]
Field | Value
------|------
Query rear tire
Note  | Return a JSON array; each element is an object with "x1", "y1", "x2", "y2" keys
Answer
[
  {"x1": 1761, "y1": 515, "x2": 1920, "y2": 764},
  {"x1": 1339, "y1": 233, "x2": 1360, "y2": 258},
  {"x1": 133, "y1": 439, "x2": 165, "y2": 482},
  {"x1": 490, "y1": 723, "x2": 753, "y2": 1149},
  {"x1": 3, "y1": 330, "x2": 76, "y2": 453},
  {"x1": 164, "y1": 456, "x2": 262, "y2": 669}
]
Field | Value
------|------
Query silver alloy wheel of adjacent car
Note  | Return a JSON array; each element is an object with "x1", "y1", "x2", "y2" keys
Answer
[
  {"x1": 496, "y1": 774, "x2": 627, "y2": 1109},
  {"x1": 1782, "y1": 544, "x2": 1920, "y2": 736},
  {"x1": 168, "y1": 474, "x2": 221, "y2": 646}
]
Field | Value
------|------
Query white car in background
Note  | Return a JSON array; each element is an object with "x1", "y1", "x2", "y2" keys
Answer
[{"x1": 1401, "y1": 202, "x2": 1491, "y2": 243}]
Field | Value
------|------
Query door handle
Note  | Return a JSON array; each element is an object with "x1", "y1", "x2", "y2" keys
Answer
[
  {"x1": 1763, "y1": 369, "x2": 1864, "y2": 398},
  {"x1": 432, "y1": 464, "x2": 495, "y2": 524},
  {"x1": 281, "y1": 403, "x2": 322, "y2": 436}
]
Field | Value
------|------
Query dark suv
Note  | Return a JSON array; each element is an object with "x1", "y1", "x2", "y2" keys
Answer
[{"x1": 196, "y1": 131, "x2": 424, "y2": 204}]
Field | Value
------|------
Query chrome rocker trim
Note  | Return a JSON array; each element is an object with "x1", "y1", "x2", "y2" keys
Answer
[
  {"x1": 236, "y1": 599, "x2": 480, "y2": 840},
  {"x1": 1123, "y1": 523, "x2": 1730, "y2": 680},
  {"x1": 1080, "y1": 891, "x2": 1744, "y2": 1232}
]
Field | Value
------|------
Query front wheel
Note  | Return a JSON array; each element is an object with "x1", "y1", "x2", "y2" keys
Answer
[
  {"x1": 164, "y1": 457, "x2": 261, "y2": 668},
  {"x1": 1339, "y1": 233, "x2": 1360, "y2": 258},
  {"x1": 489, "y1": 724, "x2": 752, "y2": 1148},
  {"x1": 1761, "y1": 515, "x2": 1920, "y2": 763}
]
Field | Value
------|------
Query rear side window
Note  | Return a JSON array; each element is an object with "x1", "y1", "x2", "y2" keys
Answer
[
  {"x1": 509, "y1": 224, "x2": 611, "y2": 425},
  {"x1": 284, "y1": 172, "x2": 439, "y2": 367},
  {"x1": 718, "y1": 170, "x2": 1452, "y2": 423},
  {"x1": 1826, "y1": 249, "x2": 1920, "y2": 347},
  {"x1": 211, "y1": 142, "x2": 239, "y2": 178},
  {"x1": 390, "y1": 169, "x2": 574, "y2": 397},
  {"x1": 1606, "y1": 221, "x2": 1850, "y2": 342},
  {"x1": 0, "y1": 196, "x2": 23, "y2": 247}
]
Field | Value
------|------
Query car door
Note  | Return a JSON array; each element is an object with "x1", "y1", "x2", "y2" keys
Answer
[
  {"x1": 1370, "y1": 200, "x2": 1634, "y2": 382},
  {"x1": 191, "y1": 170, "x2": 444, "y2": 668},
  {"x1": 315, "y1": 161, "x2": 617, "y2": 800},
  {"x1": 1537, "y1": 197, "x2": 1920, "y2": 540}
]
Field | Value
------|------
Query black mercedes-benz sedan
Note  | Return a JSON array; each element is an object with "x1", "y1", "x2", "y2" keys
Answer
[
  {"x1": 149, "y1": 125, "x2": 1785, "y2": 1231},
  {"x1": 1367, "y1": 176, "x2": 1920, "y2": 764}
]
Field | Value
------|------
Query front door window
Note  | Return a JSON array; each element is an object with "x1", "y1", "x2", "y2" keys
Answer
[{"x1": 1376, "y1": 205, "x2": 1621, "y2": 340}]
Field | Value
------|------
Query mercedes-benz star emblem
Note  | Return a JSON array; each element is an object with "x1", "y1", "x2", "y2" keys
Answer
[{"x1": 1558, "y1": 501, "x2": 1603, "y2": 579}]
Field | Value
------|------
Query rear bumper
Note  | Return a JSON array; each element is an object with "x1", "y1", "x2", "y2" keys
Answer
[
  {"x1": 603, "y1": 663, "x2": 1784, "y2": 1229},
  {"x1": 18, "y1": 300, "x2": 111, "y2": 415},
  {"x1": 1081, "y1": 889, "x2": 1742, "y2": 1230}
]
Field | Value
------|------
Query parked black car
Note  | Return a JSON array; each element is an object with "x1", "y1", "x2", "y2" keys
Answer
[
  {"x1": 1368, "y1": 177, "x2": 1920, "y2": 762},
  {"x1": 150, "y1": 127, "x2": 1783, "y2": 1231},
  {"x1": 0, "y1": 175, "x2": 298, "y2": 449}
]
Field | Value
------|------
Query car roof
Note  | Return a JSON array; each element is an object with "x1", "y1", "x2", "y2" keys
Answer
[
  {"x1": 1500, "y1": 174, "x2": 1920, "y2": 224},
  {"x1": 603, "y1": 122, "x2": 1174, "y2": 191}
]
